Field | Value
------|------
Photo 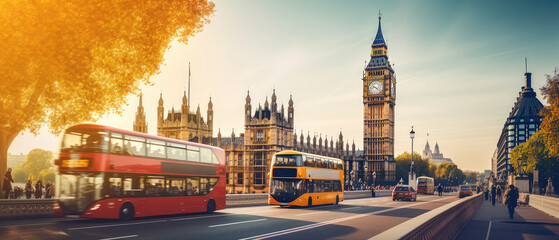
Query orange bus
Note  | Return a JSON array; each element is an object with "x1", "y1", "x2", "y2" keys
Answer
[
  {"x1": 54, "y1": 124, "x2": 226, "y2": 219},
  {"x1": 268, "y1": 151, "x2": 344, "y2": 207}
]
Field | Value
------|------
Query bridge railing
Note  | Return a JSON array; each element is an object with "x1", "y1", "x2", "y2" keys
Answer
[
  {"x1": 371, "y1": 193, "x2": 483, "y2": 240},
  {"x1": 519, "y1": 193, "x2": 559, "y2": 219},
  {"x1": 0, "y1": 199, "x2": 57, "y2": 219},
  {"x1": 0, "y1": 190, "x2": 392, "y2": 219}
]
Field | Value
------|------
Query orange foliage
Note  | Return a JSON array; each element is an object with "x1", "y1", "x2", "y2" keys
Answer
[
  {"x1": 0, "y1": 0, "x2": 214, "y2": 195},
  {"x1": 540, "y1": 68, "x2": 559, "y2": 156}
]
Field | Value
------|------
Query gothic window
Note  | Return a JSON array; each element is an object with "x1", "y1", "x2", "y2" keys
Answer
[
  {"x1": 255, "y1": 152, "x2": 265, "y2": 166},
  {"x1": 254, "y1": 172, "x2": 264, "y2": 185},
  {"x1": 257, "y1": 130, "x2": 264, "y2": 139},
  {"x1": 238, "y1": 153, "x2": 243, "y2": 166},
  {"x1": 237, "y1": 173, "x2": 243, "y2": 185}
]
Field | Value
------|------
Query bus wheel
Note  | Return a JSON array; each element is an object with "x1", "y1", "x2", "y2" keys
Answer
[
  {"x1": 207, "y1": 200, "x2": 216, "y2": 214},
  {"x1": 308, "y1": 197, "x2": 312, "y2": 207},
  {"x1": 119, "y1": 203, "x2": 134, "y2": 220},
  {"x1": 335, "y1": 196, "x2": 339, "y2": 205}
]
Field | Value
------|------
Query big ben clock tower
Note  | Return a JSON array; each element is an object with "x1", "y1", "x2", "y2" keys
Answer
[{"x1": 363, "y1": 13, "x2": 396, "y2": 184}]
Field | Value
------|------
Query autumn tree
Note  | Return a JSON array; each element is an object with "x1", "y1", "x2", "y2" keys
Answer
[
  {"x1": 435, "y1": 163, "x2": 465, "y2": 186},
  {"x1": 540, "y1": 68, "x2": 559, "y2": 156},
  {"x1": 463, "y1": 170, "x2": 482, "y2": 185},
  {"x1": 12, "y1": 149, "x2": 55, "y2": 183},
  {"x1": 0, "y1": 0, "x2": 215, "y2": 196},
  {"x1": 511, "y1": 131, "x2": 559, "y2": 191},
  {"x1": 395, "y1": 152, "x2": 432, "y2": 184}
]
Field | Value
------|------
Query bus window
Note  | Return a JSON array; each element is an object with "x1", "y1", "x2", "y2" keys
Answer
[
  {"x1": 200, "y1": 148, "x2": 213, "y2": 164},
  {"x1": 187, "y1": 177, "x2": 200, "y2": 196},
  {"x1": 145, "y1": 177, "x2": 165, "y2": 197},
  {"x1": 187, "y1": 146, "x2": 200, "y2": 162},
  {"x1": 110, "y1": 133, "x2": 124, "y2": 154},
  {"x1": 211, "y1": 151, "x2": 220, "y2": 164},
  {"x1": 107, "y1": 177, "x2": 122, "y2": 197},
  {"x1": 167, "y1": 143, "x2": 186, "y2": 161},
  {"x1": 147, "y1": 139, "x2": 166, "y2": 158},
  {"x1": 273, "y1": 155, "x2": 303, "y2": 166},
  {"x1": 124, "y1": 135, "x2": 146, "y2": 156},
  {"x1": 61, "y1": 129, "x2": 108, "y2": 153},
  {"x1": 166, "y1": 178, "x2": 185, "y2": 196}
]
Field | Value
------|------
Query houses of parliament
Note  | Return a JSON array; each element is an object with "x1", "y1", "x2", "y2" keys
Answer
[{"x1": 133, "y1": 16, "x2": 396, "y2": 193}]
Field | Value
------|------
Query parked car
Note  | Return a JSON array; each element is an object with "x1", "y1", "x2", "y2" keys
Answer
[
  {"x1": 392, "y1": 185, "x2": 417, "y2": 201},
  {"x1": 458, "y1": 184, "x2": 475, "y2": 198}
]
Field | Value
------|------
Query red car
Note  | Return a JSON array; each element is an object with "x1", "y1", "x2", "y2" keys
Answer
[{"x1": 392, "y1": 185, "x2": 417, "y2": 201}]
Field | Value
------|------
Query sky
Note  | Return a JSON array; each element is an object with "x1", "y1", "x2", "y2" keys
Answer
[{"x1": 9, "y1": 0, "x2": 559, "y2": 172}]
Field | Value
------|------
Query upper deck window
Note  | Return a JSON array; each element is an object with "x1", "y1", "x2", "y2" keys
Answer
[
  {"x1": 61, "y1": 128, "x2": 109, "y2": 153},
  {"x1": 273, "y1": 155, "x2": 303, "y2": 166}
]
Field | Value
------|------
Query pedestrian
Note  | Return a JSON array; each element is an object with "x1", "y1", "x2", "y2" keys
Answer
[
  {"x1": 371, "y1": 186, "x2": 376, "y2": 197},
  {"x1": 3, "y1": 168, "x2": 14, "y2": 199},
  {"x1": 484, "y1": 186, "x2": 489, "y2": 200},
  {"x1": 25, "y1": 180, "x2": 34, "y2": 199},
  {"x1": 496, "y1": 185, "x2": 502, "y2": 202},
  {"x1": 504, "y1": 184, "x2": 519, "y2": 219},
  {"x1": 437, "y1": 184, "x2": 443, "y2": 196},
  {"x1": 491, "y1": 185, "x2": 496, "y2": 206},
  {"x1": 46, "y1": 184, "x2": 55, "y2": 198},
  {"x1": 45, "y1": 182, "x2": 51, "y2": 198},
  {"x1": 35, "y1": 180, "x2": 43, "y2": 199}
]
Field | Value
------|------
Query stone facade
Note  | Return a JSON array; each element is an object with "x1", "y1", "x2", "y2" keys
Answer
[
  {"x1": 133, "y1": 94, "x2": 148, "y2": 133},
  {"x1": 362, "y1": 14, "x2": 396, "y2": 184},
  {"x1": 155, "y1": 92, "x2": 213, "y2": 144}
]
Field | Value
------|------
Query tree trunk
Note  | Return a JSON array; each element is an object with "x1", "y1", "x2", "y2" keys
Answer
[{"x1": 0, "y1": 130, "x2": 19, "y2": 198}]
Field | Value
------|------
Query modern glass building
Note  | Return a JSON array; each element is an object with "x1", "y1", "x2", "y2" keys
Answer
[{"x1": 496, "y1": 72, "x2": 544, "y2": 180}]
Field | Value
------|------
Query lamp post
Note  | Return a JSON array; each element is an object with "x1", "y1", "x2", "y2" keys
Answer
[
  {"x1": 364, "y1": 164, "x2": 369, "y2": 188},
  {"x1": 373, "y1": 171, "x2": 377, "y2": 188},
  {"x1": 409, "y1": 127, "x2": 416, "y2": 189}
]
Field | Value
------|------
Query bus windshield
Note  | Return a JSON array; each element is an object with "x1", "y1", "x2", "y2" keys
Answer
[
  {"x1": 417, "y1": 178, "x2": 427, "y2": 183},
  {"x1": 273, "y1": 155, "x2": 303, "y2": 166},
  {"x1": 61, "y1": 128, "x2": 109, "y2": 153}
]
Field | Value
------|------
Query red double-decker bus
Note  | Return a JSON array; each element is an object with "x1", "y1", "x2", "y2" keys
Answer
[{"x1": 54, "y1": 124, "x2": 226, "y2": 220}]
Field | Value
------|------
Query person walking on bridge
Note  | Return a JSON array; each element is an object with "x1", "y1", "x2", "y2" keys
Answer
[
  {"x1": 496, "y1": 185, "x2": 502, "y2": 202},
  {"x1": 3, "y1": 168, "x2": 14, "y2": 199},
  {"x1": 491, "y1": 184, "x2": 496, "y2": 206},
  {"x1": 504, "y1": 184, "x2": 519, "y2": 219},
  {"x1": 437, "y1": 184, "x2": 443, "y2": 196}
]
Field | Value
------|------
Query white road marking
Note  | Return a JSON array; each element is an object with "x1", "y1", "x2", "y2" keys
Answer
[
  {"x1": 99, "y1": 235, "x2": 138, "y2": 240},
  {"x1": 67, "y1": 220, "x2": 166, "y2": 231},
  {"x1": 485, "y1": 220, "x2": 492, "y2": 240},
  {"x1": 342, "y1": 206, "x2": 362, "y2": 211},
  {"x1": 169, "y1": 214, "x2": 227, "y2": 222},
  {"x1": 208, "y1": 219, "x2": 267, "y2": 228}
]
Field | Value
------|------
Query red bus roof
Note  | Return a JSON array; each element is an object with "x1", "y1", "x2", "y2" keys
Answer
[{"x1": 67, "y1": 123, "x2": 223, "y2": 152}]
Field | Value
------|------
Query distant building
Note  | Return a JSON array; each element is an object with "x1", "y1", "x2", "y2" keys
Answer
[
  {"x1": 495, "y1": 71, "x2": 543, "y2": 181},
  {"x1": 422, "y1": 140, "x2": 453, "y2": 165},
  {"x1": 133, "y1": 94, "x2": 148, "y2": 134},
  {"x1": 154, "y1": 92, "x2": 213, "y2": 145}
]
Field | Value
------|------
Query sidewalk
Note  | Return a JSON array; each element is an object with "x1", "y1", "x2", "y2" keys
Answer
[{"x1": 456, "y1": 196, "x2": 559, "y2": 240}]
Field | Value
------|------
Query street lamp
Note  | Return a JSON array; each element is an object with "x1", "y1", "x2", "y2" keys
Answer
[
  {"x1": 364, "y1": 164, "x2": 369, "y2": 188},
  {"x1": 409, "y1": 127, "x2": 416, "y2": 189},
  {"x1": 373, "y1": 171, "x2": 377, "y2": 188}
]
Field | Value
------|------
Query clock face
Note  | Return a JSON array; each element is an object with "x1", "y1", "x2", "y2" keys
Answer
[
  {"x1": 369, "y1": 81, "x2": 383, "y2": 95},
  {"x1": 391, "y1": 82, "x2": 396, "y2": 97}
]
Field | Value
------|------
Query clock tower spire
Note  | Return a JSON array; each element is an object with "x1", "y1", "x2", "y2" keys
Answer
[{"x1": 362, "y1": 11, "x2": 396, "y2": 184}]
